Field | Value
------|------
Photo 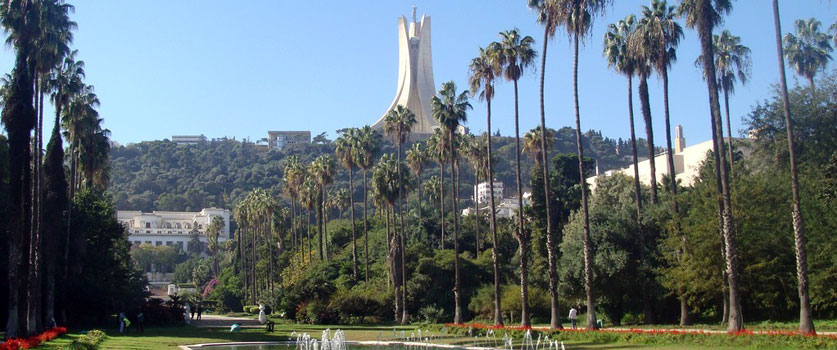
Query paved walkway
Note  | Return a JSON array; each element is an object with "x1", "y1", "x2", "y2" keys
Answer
[{"x1": 190, "y1": 314, "x2": 264, "y2": 328}]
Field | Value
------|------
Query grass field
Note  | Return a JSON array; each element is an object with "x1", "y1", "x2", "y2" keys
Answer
[{"x1": 25, "y1": 323, "x2": 834, "y2": 350}]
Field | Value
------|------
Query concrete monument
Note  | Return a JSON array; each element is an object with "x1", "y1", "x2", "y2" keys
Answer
[{"x1": 372, "y1": 7, "x2": 438, "y2": 136}]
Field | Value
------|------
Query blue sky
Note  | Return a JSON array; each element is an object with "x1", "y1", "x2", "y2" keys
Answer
[{"x1": 1, "y1": 1, "x2": 834, "y2": 147}]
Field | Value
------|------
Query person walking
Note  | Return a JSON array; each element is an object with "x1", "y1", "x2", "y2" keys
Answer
[
  {"x1": 569, "y1": 307, "x2": 578, "y2": 330},
  {"x1": 136, "y1": 310, "x2": 145, "y2": 334},
  {"x1": 197, "y1": 303, "x2": 203, "y2": 320},
  {"x1": 190, "y1": 303, "x2": 196, "y2": 320},
  {"x1": 118, "y1": 312, "x2": 127, "y2": 334}
]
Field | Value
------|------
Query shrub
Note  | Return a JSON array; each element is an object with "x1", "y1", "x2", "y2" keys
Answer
[
  {"x1": 65, "y1": 329, "x2": 107, "y2": 350},
  {"x1": 417, "y1": 305, "x2": 445, "y2": 324},
  {"x1": 327, "y1": 287, "x2": 389, "y2": 324}
]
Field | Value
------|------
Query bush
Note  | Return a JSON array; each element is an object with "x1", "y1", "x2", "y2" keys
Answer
[
  {"x1": 295, "y1": 299, "x2": 335, "y2": 324},
  {"x1": 65, "y1": 329, "x2": 107, "y2": 350},
  {"x1": 327, "y1": 286, "x2": 390, "y2": 324},
  {"x1": 417, "y1": 305, "x2": 445, "y2": 324}
]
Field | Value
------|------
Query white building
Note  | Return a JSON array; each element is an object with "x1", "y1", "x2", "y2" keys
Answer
[
  {"x1": 117, "y1": 208, "x2": 231, "y2": 252},
  {"x1": 268, "y1": 131, "x2": 311, "y2": 150},
  {"x1": 587, "y1": 125, "x2": 748, "y2": 190},
  {"x1": 474, "y1": 180, "x2": 504, "y2": 206},
  {"x1": 171, "y1": 135, "x2": 207, "y2": 145},
  {"x1": 463, "y1": 192, "x2": 531, "y2": 220}
]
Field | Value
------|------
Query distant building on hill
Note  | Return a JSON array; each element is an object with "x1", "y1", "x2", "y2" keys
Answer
[
  {"x1": 268, "y1": 131, "x2": 311, "y2": 150},
  {"x1": 587, "y1": 125, "x2": 749, "y2": 190},
  {"x1": 117, "y1": 208, "x2": 231, "y2": 252},
  {"x1": 171, "y1": 135, "x2": 207, "y2": 145},
  {"x1": 474, "y1": 180, "x2": 504, "y2": 205}
]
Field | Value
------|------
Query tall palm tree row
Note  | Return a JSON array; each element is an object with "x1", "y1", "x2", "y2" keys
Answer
[
  {"x1": 493, "y1": 28, "x2": 536, "y2": 328},
  {"x1": 431, "y1": 81, "x2": 471, "y2": 325},
  {"x1": 469, "y1": 46, "x2": 504, "y2": 327},
  {"x1": 528, "y1": 0, "x2": 563, "y2": 329},
  {"x1": 677, "y1": 0, "x2": 742, "y2": 333},
  {"x1": 603, "y1": 14, "x2": 645, "y2": 282},
  {"x1": 355, "y1": 125, "x2": 382, "y2": 282},
  {"x1": 782, "y1": 18, "x2": 833, "y2": 91},
  {"x1": 310, "y1": 155, "x2": 336, "y2": 261},
  {"x1": 638, "y1": 0, "x2": 685, "y2": 325},
  {"x1": 772, "y1": 0, "x2": 815, "y2": 335},
  {"x1": 405, "y1": 142, "x2": 427, "y2": 241},
  {"x1": 383, "y1": 105, "x2": 416, "y2": 325},
  {"x1": 426, "y1": 127, "x2": 448, "y2": 249},
  {"x1": 335, "y1": 128, "x2": 361, "y2": 279}
]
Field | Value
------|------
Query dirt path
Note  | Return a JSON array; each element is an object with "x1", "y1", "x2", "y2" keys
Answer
[{"x1": 190, "y1": 314, "x2": 264, "y2": 328}]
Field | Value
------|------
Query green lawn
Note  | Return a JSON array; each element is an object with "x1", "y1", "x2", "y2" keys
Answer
[{"x1": 30, "y1": 324, "x2": 833, "y2": 350}]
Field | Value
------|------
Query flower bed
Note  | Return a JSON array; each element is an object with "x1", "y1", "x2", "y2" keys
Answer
[
  {"x1": 0, "y1": 327, "x2": 68, "y2": 350},
  {"x1": 438, "y1": 323, "x2": 837, "y2": 349}
]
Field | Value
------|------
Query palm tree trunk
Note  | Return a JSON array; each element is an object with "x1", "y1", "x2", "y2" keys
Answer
[
  {"x1": 696, "y1": 6, "x2": 742, "y2": 332},
  {"x1": 638, "y1": 75, "x2": 658, "y2": 204},
  {"x1": 722, "y1": 85, "x2": 734, "y2": 176},
  {"x1": 661, "y1": 64, "x2": 686, "y2": 326},
  {"x1": 349, "y1": 168, "x2": 358, "y2": 279},
  {"x1": 318, "y1": 190, "x2": 324, "y2": 261},
  {"x1": 416, "y1": 171, "x2": 423, "y2": 242},
  {"x1": 251, "y1": 223, "x2": 257, "y2": 305},
  {"x1": 773, "y1": 0, "x2": 815, "y2": 334},
  {"x1": 324, "y1": 190, "x2": 329, "y2": 262},
  {"x1": 473, "y1": 166, "x2": 480, "y2": 257},
  {"x1": 628, "y1": 74, "x2": 655, "y2": 325},
  {"x1": 363, "y1": 170, "x2": 370, "y2": 282},
  {"x1": 397, "y1": 139, "x2": 408, "y2": 324},
  {"x1": 450, "y1": 131, "x2": 462, "y2": 325},
  {"x1": 511, "y1": 79, "x2": 530, "y2": 328},
  {"x1": 308, "y1": 209, "x2": 313, "y2": 263},
  {"x1": 486, "y1": 98, "x2": 503, "y2": 327},
  {"x1": 572, "y1": 33, "x2": 597, "y2": 330},
  {"x1": 539, "y1": 23, "x2": 560, "y2": 330},
  {"x1": 439, "y1": 159, "x2": 445, "y2": 250}
]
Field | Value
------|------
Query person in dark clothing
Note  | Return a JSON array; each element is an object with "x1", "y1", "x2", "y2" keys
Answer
[
  {"x1": 136, "y1": 311, "x2": 145, "y2": 334},
  {"x1": 197, "y1": 304, "x2": 203, "y2": 320},
  {"x1": 190, "y1": 303, "x2": 196, "y2": 320}
]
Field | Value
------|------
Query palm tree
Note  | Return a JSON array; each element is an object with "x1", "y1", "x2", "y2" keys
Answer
[
  {"x1": 1, "y1": 0, "x2": 39, "y2": 337},
  {"x1": 528, "y1": 0, "x2": 563, "y2": 328},
  {"x1": 311, "y1": 155, "x2": 336, "y2": 261},
  {"x1": 627, "y1": 14, "x2": 659, "y2": 205},
  {"x1": 46, "y1": 48, "x2": 84, "y2": 327},
  {"x1": 372, "y1": 154, "x2": 412, "y2": 322},
  {"x1": 40, "y1": 114, "x2": 67, "y2": 333},
  {"x1": 299, "y1": 175, "x2": 318, "y2": 264},
  {"x1": 493, "y1": 28, "x2": 536, "y2": 327},
  {"x1": 426, "y1": 128, "x2": 448, "y2": 249},
  {"x1": 405, "y1": 142, "x2": 427, "y2": 240},
  {"x1": 638, "y1": 0, "x2": 685, "y2": 325},
  {"x1": 282, "y1": 156, "x2": 304, "y2": 254},
  {"x1": 556, "y1": 0, "x2": 612, "y2": 330},
  {"x1": 772, "y1": 0, "x2": 815, "y2": 335},
  {"x1": 523, "y1": 127, "x2": 555, "y2": 169},
  {"x1": 355, "y1": 125, "x2": 381, "y2": 282},
  {"x1": 831, "y1": 17, "x2": 837, "y2": 47},
  {"x1": 335, "y1": 128, "x2": 360, "y2": 279},
  {"x1": 462, "y1": 134, "x2": 487, "y2": 256},
  {"x1": 207, "y1": 216, "x2": 225, "y2": 278},
  {"x1": 431, "y1": 81, "x2": 471, "y2": 325},
  {"x1": 469, "y1": 46, "x2": 504, "y2": 327},
  {"x1": 604, "y1": 13, "x2": 644, "y2": 248},
  {"x1": 678, "y1": 0, "x2": 742, "y2": 333},
  {"x1": 383, "y1": 105, "x2": 416, "y2": 325},
  {"x1": 783, "y1": 18, "x2": 833, "y2": 91},
  {"x1": 703, "y1": 30, "x2": 751, "y2": 171}
]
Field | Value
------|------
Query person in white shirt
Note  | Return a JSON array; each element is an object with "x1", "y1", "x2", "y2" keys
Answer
[{"x1": 568, "y1": 307, "x2": 578, "y2": 329}]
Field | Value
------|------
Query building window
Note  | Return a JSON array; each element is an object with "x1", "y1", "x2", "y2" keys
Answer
[
  {"x1": 166, "y1": 223, "x2": 172, "y2": 229},
  {"x1": 145, "y1": 222, "x2": 151, "y2": 228},
  {"x1": 145, "y1": 241, "x2": 152, "y2": 245},
  {"x1": 155, "y1": 241, "x2": 162, "y2": 246},
  {"x1": 185, "y1": 223, "x2": 191, "y2": 229},
  {"x1": 165, "y1": 241, "x2": 173, "y2": 246}
]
